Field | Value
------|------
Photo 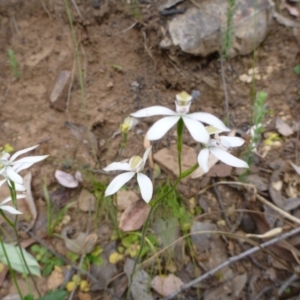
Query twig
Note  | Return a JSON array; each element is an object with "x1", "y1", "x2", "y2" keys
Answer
[
  {"x1": 256, "y1": 193, "x2": 300, "y2": 226},
  {"x1": 113, "y1": 21, "x2": 138, "y2": 36},
  {"x1": 220, "y1": 58, "x2": 230, "y2": 124},
  {"x1": 253, "y1": 286, "x2": 274, "y2": 300},
  {"x1": 142, "y1": 29, "x2": 156, "y2": 69},
  {"x1": 162, "y1": 226, "x2": 300, "y2": 300},
  {"x1": 199, "y1": 181, "x2": 300, "y2": 225},
  {"x1": 70, "y1": 0, "x2": 83, "y2": 20},
  {"x1": 66, "y1": 56, "x2": 76, "y2": 113},
  {"x1": 212, "y1": 178, "x2": 231, "y2": 228},
  {"x1": 212, "y1": 179, "x2": 265, "y2": 270},
  {"x1": 278, "y1": 273, "x2": 299, "y2": 296}
]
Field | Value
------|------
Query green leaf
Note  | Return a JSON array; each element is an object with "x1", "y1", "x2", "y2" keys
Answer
[
  {"x1": 38, "y1": 290, "x2": 68, "y2": 300},
  {"x1": 24, "y1": 294, "x2": 35, "y2": 300},
  {"x1": 66, "y1": 252, "x2": 79, "y2": 262},
  {"x1": 294, "y1": 65, "x2": 300, "y2": 75},
  {"x1": 0, "y1": 243, "x2": 41, "y2": 276},
  {"x1": 43, "y1": 263, "x2": 53, "y2": 276},
  {"x1": 121, "y1": 234, "x2": 139, "y2": 248},
  {"x1": 30, "y1": 244, "x2": 41, "y2": 253},
  {"x1": 53, "y1": 258, "x2": 64, "y2": 266}
]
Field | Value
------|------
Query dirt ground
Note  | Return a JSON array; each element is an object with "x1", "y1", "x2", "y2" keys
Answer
[{"x1": 1, "y1": 0, "x2": 300, "y2": 299}]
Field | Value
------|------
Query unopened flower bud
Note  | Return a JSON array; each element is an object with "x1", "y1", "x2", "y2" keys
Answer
[{"x1": 175, "y1": 91, "x2": 192, "y2": 114}]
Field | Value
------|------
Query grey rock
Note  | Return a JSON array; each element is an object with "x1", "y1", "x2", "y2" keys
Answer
[{"x1": 161, "y1": 0, "x2": 271, "y2": 57}]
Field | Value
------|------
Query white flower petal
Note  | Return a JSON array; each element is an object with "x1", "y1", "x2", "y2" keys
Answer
[
  {"x1": 210, "y1": 148, "x2": 249, "y2": 168},
  {"x1": 10, "y1": 145, "x2": 39, "y2": 162},
  {"x1": 103, "y1": 162, "x2": 131, "y2": 172},
  {"x1": 188, "y1": 113, "x2": 230, "y2": 132},
  {"x1": 14, "y1": 183, "x2": 27, "y2": 192},
  {"x1": 12, "y1": 155, "x2": 49, "y2": 173},
  {"x1": 142, "y1": 146, "x2": 152, "y2": 165},
  {"x1": 0, "y1": 205, "x2": 22, "y2": 214},
  {"x1": 183, "y1": 117, "x2": 210, "y2": 143},
  {"x1": 7, "y1": 166, "x2": 23, "y2": 184},
  {"x1": 131, "y1": 106, "x2": 177, "y2": 118},
  {"x1": 220, "y1": 136, "x2": 245, "y2": 148},
  {"x1": 137, "y1": 173, "x2": 153, "y2": 203},
  {"x1": 105, "y1": 172, "x2": 135, "y2": 197},
  {"x1": 197, "y1": 148, "x2": 210, "y2": 173},
  {"x1": 147, "y1": 116, "x2": 180, "y2": 140},
  {"x1": 1, "y1": 195, "x2": 26, "y2": 205}
]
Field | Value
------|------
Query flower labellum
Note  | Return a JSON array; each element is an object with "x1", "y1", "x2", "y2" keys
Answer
[{"x1": 120, "y1": 116, "x2": 138, "y2": 134}]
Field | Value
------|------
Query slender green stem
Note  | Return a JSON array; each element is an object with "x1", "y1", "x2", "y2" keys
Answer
[
  {"x1": 0, "y1": 236, "x2": 24, "y2": 300},
  {"x1": 177, "y1": 119, "x2": 184, "y2": 175},
  {"x1": 8, "y1": 183, "x2": 41, "y2": 297},
  {"x1": 126, "y1": 163, "x2": 199, "y2": 299},
  {"x1": 118, "y1": 133, "x2": 128, "y2": 161}
]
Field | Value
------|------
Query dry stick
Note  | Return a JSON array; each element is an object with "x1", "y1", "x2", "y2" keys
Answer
[
  {"x1": 142, "y1": 29, "x2": 156, "y2": 69},
  {"x1": 199, "y1": 181, "x2": 300, "y2": 226},
  {"x1": 113, "y1": 21, "x2": 138, "y2": 36},
  {"x1": 70, "y1": 0, "x2": 83, "y2": 20},
  {"x1": 162, "y1": 226, "x2": 300, "y2": 300},
  {"x1": 212, "y1": 179, "x2": 265, "y2": 270},
  {"x1": 220, "y1": 58, "x2": 229, "y2": 123},
  {"x1": 66, "y1": 57, "x2": 76, "y2": 113}
]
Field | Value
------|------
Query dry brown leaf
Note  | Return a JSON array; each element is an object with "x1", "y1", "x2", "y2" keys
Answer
[
  {"x1": 276, "y1": 117, "x2": 294, "y2": 136},
  {"x1": 290, "y1": 161, "x2": 300, "y2": 176},
  {"x1": 119, "y1": 199, "x2": 150, "y2": 232},
  {"x1": 116, "y1": 190, "x2": 139, "y2": 211},
  {"x1": 18, "y1": 172, "x2": 37, "y2": 230},
  {"x1": 285, "y1": 3, "x2": 299, "y2": 17},
  {"x1": 47, "y1": 267, "x2": 64, "y2": 290},
  {"x1": 55, "y1": 170, "x2": 79, "y2": 188},
  {"x1": 151, "y1": 274, "x2": 184, "y2": 297},
  {"x1": 269, "y1": 170, "x2": 284, "y2": 209},
  {"x1": 143, "y1": 135, "x2": 154, "y2": 168},
  {"x1": 62, "y1": 227, "x2": 97, "y2": 254},
  {"x1": 78, "y1": 189, "x2": 96, "y2": 212},
  {"x1": 206, "y1": 163, "x2": 232, "y2": 177}
]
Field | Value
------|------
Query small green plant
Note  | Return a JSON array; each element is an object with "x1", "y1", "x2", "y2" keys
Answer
[
  {"x1": 38, "y1": 290, "x2": 68, "y2": 300},
  {"x1": 66, "y1": 245, "x2": 104, "y2": 270},
  {"x1": 294, "y1": 64, "x2": 300, "y2": 75},
  {"x1": 241, "y1": 91, "x2": 268, "y2": 173},
  {"x1": 43, "y1": 184, "x2": 75, "y2": 237},
  {"x1": 221, "y1": 0, "x2": 235, "y2": 60},
  {"x1": 121, "y1": 232, "x2": 158, "y2": 258},
  {"x1": 8, "y1": 49, "x2": 20, "y2": 78},
  {"x1": 30, "y1": 244, "x2": 64, "y2": 276}
]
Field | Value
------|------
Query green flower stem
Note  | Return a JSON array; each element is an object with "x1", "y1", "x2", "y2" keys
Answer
[
  {"x1": 0, "y1": 235, "x2": 24, "y2": 300},
  {"x1": 177, "y1": 118, "x2": 184, "y2": 175},
  {"x1": 118, "y1": 133, "x2": 128, "y2": 161},
  {"x1": 126, "y1": 162, "x2": 199, "y2": 300},
  {"x1": 7, "y1": 183, "x2": 41, "y2": 297}
]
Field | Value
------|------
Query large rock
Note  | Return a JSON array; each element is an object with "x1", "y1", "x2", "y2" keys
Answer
[{"x1": 160, "y1": 0, "x2": 271, "y2": 57}]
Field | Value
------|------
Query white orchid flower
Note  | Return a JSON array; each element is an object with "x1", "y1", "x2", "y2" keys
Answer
[
  {"x1": 0, "y1": 195, "x2": 25, "y2": 215},
  {"x1": 131, "y1": 91, "x2": 230, "y2": 144},
  {"x1": 198, "y1": 134, "x2": 249, "y2": 173},
  {"x1": 120, "y1": 116, "x2": 138, "y2": 134},
  {"x1": 0, "y1": 145, "x2": 48, "y2": 191},
  {"x1": 104, "y1": 147, "x2": 153, "y2": 203}
]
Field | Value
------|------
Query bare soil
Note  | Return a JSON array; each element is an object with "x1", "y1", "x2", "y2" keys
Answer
[{"x1": 1, "y1": 0, "x2": 300, "y2": 299}]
